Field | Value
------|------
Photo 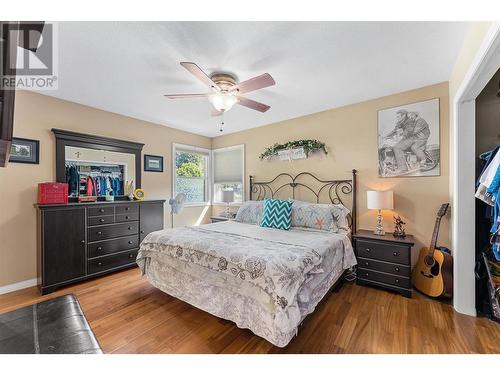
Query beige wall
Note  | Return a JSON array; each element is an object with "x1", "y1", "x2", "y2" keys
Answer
[
  {"x1": 0, "y1": 91, "x2": 212, "y2": 287},
  {"x1": 213, "y1": 82, "x2": 451, "y2": 264}
]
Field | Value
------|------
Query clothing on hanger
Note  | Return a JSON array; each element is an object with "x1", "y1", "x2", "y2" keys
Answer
[{"x1": 476, "y1": 149, "x2": 500, "y2": 206}]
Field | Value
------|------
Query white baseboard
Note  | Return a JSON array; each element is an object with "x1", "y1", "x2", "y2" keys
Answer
[{"x1": 0, "y1": 278, "x2": 38, "y2": 295}]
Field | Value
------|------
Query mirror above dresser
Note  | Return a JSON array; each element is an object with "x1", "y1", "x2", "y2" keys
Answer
[{"x1": 52, "y1": 129, "x2": 144, "y2": 201}]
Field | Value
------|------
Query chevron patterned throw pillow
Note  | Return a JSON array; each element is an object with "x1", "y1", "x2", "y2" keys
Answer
[{"x1": 260, "y1": 198, "x2": 293, "y2": 230}]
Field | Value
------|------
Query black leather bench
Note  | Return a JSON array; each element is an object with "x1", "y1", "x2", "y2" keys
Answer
[{"x1": 0, "y1": 294, "x2": 102, "y2": 354}]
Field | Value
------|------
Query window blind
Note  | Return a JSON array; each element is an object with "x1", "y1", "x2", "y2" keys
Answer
[{"x1": 213, "y1": 147, "x2": 243, "y2": 184}]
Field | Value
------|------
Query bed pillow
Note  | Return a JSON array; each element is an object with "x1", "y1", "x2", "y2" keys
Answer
[
  {"x1": 234, "y1": 200, "x2": 264, "y2": 224},
  {"x1": 260, "y1": 198, "x2": 293, "y2": 230},
  {"x1": 291, "y1": 200, "x2": 350, "y2": 233}
]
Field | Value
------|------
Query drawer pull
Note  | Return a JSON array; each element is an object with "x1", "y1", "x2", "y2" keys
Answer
[
  {"x1": 97, "y1": 262, "x2": 103, "y2": 267},
  {"x1": 126, "y1": 216, "x2": 130, "y2": 219},
  {"x1": 80, "y1": 240, "x2": 85, "y2": 245},
  {"x1": 395, "y1": 267, "x2": 400, "y2": 272},
  {"x1": 125, "y1": 207, "x2": 130, "y2": 211},
  {"x1": 99, "y1": 209, "x2": 105, "y2": 213},
  {"x1": 393, "y1": 252, "x2": 399, "y2": 257},
  {"x1": 140, "y1": 230, "x2": 145, "y2": 234},
  {"x1": 364, "y1": 261, "x2": 369, "y2": 266},
  {"x1": 365, "y1": 248, "x2": 371, "y2": 253},
  {"x1": 128, "y1": 240, "x2": 133, "y2": 245},
  {"x1": 365, "y1": 272, "x2": 369, "y2": 277},
  {"x1": 128, "y1": 254, "x2": 134, "y2": 258},
  {"x1": 128, "y1": 226, "x2": 133, "y2": 230},
  {"x1": 97, "y1": 231, "x2": 102, "y2": 235},
  {"x1": 99, "y1": 218, "x2": 105, "y2": 223},
  {"x1": 97, "y1": 246, "x2": 103, "y2": 251},
  {"x1": 395, "y1": 279, "x2": 400, "y2": 284}
]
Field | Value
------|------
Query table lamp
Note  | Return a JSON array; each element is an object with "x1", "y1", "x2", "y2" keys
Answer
[
  {"x1": 367, "y1": 190, "x2": 394, "y2": 235},
  {"x1": 221, "y1": 189, "x2": 235, "y2": 219}
]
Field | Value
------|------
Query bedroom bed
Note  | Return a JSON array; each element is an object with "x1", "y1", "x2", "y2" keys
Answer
[{"x1": 136, "y1": 170, "x2": 357, "y2": 347}]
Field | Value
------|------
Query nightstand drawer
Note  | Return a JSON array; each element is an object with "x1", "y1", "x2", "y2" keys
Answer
[
  {"x1": 358, "y1": 268, "x2": 411, "y2": 289},
  {"x1": 357, "y1": 257, "x2": 410, "y2": 276},
  {"x1": 356, "y1": 239, "x2": 409, "y2": 265}
]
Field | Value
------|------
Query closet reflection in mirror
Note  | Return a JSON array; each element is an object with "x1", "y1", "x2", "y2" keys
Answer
[{"x1": 64, "y1": 146, "x2": 136, "y2": 198}]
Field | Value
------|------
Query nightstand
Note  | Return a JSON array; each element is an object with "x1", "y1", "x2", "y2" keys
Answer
[
  {"x1": 353, "y1": 230, "x2": 415, "y2": 298},
  {"x1": 210, "y1": 216, "x2": 230, "y2": 223}
]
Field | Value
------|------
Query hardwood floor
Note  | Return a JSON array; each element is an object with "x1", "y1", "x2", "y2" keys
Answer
[{"x1": 0, "y1": 267, "x2": 499, "y2": 354}]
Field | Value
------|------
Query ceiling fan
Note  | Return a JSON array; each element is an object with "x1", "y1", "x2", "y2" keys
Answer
[{"x1": 164, "y1": 62, "x2": 276, "y2": 116}]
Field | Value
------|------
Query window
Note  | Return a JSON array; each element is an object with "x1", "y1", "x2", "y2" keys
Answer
[
  {"x1": 212, "y1": 145, "x2": 244, "y2": 204},
  {"x1": 173, "y1": 144, "x2": 210, "y2": 205}
]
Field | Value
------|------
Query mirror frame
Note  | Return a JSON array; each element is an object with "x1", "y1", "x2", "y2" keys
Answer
[{"x1": 52, "y1": 128, "x2": 144, "y2": 201}]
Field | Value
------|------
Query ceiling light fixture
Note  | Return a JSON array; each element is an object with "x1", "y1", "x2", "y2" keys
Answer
[{"x1": 208, "y1": 93, "x2": 238, "y2": 112}]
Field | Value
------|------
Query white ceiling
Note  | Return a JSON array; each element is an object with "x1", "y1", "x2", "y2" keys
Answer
[{"x1": 43, "y1": 22, "x2": 469, "y2": 137}]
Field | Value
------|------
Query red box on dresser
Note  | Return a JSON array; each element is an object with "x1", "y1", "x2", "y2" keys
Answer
[{"x1": 38, "y1": 182, "x2": 68, "y2": 204}]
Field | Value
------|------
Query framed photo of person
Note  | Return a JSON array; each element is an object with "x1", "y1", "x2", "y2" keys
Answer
[
  {"x1": 9, "y1": 138, "x2": 40, "y2": 164},
  {"x1": 377, "y1": 98, "x2": 440, "y2": 177},
  {"x1": 144, "y1": 154, "x2": 163, "y2": 172}
]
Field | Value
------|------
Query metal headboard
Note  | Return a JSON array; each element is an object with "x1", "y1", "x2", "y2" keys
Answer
[{"x1": 249, "y1": 169, "x2": 357, "y2": 233}]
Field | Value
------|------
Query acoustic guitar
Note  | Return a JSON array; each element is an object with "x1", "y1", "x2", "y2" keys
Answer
[{"x1": 413, "y1": 203, "x2": 453, "y2": 299}]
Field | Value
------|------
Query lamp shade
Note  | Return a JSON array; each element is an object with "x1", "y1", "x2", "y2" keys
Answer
[
  {"x1": 367, "y1": 190, "x2": 394, "y2": 210},
  {"x1": 221, "y1": 189, "x2": 235, "y2": 203}
]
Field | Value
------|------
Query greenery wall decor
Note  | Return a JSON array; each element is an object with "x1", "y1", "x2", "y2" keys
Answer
[{"x1": 259, "y1": 139, "x2": 328, "y2": 160}]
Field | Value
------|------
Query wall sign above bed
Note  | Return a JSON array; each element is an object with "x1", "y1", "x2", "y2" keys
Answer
[{"x1": 259, "y1": 139, "x2": 327, "y2": 161}]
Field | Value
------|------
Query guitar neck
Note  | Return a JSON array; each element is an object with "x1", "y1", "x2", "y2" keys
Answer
[{"x1": 427, "y1": 217, "x2": 442, "y2": 256}]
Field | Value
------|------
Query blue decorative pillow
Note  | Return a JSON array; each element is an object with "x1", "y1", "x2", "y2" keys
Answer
[{"x1": 260, "y1": 198, "x2": 293, "y2": 230}]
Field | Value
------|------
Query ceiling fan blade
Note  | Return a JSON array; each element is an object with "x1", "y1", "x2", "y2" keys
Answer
[
  {"x1": 230, "y1": 73, "x2": 275, "y2": 94},
  {"x1": 237, "y1": 96, "x2": 271, "y2": 113},
  {"x1": 163, "y1": 93, "x2": 210, "y2": 99},
  {"x1": 180, "y1": 62, "x2": 221, "y2": 92},
  {"x1": 211, "y1": 109, "x2": 223, "y2": 117}
]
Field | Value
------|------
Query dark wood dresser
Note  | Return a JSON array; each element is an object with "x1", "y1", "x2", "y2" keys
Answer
[
  {"x1": 36, "y1": 200, "x2": 165, "y2": 294},
  {"x1": 353, "y1": 230, "x2": 414, "y2": 298}
]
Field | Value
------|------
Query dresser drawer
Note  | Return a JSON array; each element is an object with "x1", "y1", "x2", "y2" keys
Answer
[
  {"x1": 88, "y1": 222, "x2": 139, "y2": 242},
  {"x1": 358, "y1": 268, "x2": 411, "y2": 289},
  {"x1": 88, "y1": 215, "x2": 115, "y2": 226},
  {"x1": 88, "y1": 235, "x2": 139, "y2": 258},
  {"x1": 115, "y1": 204, "x2": 138, "y2": 215},
  {"x1": 356, "y1": 239, "x2": 409, "y2": 265},
  {"x1": 88, "y1": 206, "x2": 114, "y2": 217},
  {"x1": 357, "y1": 257, "x2": 410, "y2": 277},
  {"x1": 88, "y1": 249, "x2": 138, "y2": 275},
  {"x1": 116, "y1": 212, "x2": 139, "y2": 223}
]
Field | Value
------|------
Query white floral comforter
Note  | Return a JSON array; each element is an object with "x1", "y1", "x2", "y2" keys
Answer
[{"x1": 137, "y1": 221, "x2": 356, "y2": 347}]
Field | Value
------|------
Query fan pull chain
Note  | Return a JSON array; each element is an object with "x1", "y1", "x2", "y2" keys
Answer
[{"x1": 219, "y1": 112, "x2": 225, "y2": 133}]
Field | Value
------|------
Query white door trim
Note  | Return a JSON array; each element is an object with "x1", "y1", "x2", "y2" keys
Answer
[{"x1": 452, "y1": 23, "x2": 500, "y2": 316}]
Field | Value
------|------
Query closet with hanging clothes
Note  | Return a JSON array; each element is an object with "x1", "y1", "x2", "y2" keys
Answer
[
  {"x1": 475, "y1": 68, "x2": 500, "y2": 323},
  {"x1": 65, "y1": 162, "x2": 125, "y2": 197}
]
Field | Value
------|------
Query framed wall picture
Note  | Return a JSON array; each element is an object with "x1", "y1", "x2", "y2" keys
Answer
[
  {"x1": 9, "y1": 138, "x2": 40, "y2": 164},
  {"x1": 377, "y1": 98, "x2": 440, "y2": 177},
  {"x1": 144, "y1": 154, "x2": 163, "y2": 172}
]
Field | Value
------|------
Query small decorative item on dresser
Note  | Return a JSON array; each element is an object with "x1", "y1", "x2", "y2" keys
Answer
[
  {"x1": 353, "y1": 229, "x2": 415, "y2": 298},
  {"x1": 393, "y1": 215, "x2": 406, "y2": 238},
  {"x1": 133, "y1": 188, "x2": 145, "y2": 200},
  {"x1": 38, "y1": 183, "x2": 68, "y2": 204},
  {"x1": 367, "y1": 190, "x2": 394, "y2": 235}
]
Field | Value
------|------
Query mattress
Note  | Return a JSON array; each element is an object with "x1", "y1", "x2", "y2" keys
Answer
[{"x1": 137, "y1": 221, "x2": 356, "y2": 347}]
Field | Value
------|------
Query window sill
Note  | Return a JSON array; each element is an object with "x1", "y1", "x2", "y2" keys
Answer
[{"x1": 181, "y1": 202, "x2": 211, "y2": 208}]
